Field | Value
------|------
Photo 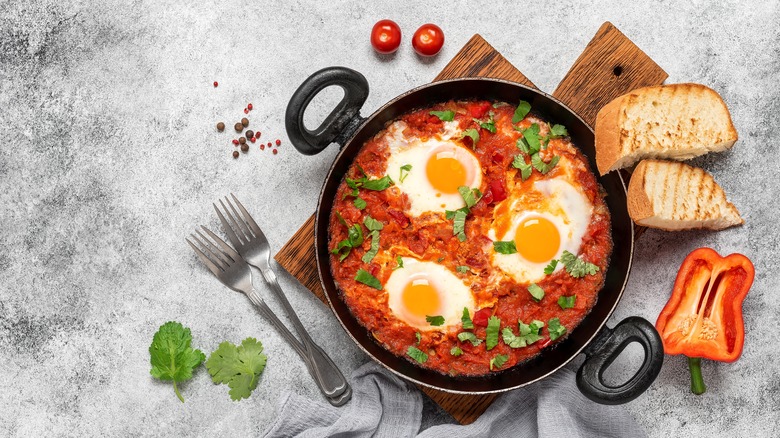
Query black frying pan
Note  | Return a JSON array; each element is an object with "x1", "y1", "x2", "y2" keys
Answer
[{"x1": 285, "y1": 66, "x2": 663, "y2": 404}]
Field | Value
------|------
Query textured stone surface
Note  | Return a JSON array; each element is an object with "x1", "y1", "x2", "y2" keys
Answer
[{"x1": 1, "y1": 0, "x2": 778, "y2": 436}]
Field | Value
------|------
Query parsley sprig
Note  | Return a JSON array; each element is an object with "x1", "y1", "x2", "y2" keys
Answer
[
  {"x1": 149, "y1": 321, "x2": 205, "y2": 403},
  {"x1": 560, "y1": 250, "x2": 600, "y2": 278}
]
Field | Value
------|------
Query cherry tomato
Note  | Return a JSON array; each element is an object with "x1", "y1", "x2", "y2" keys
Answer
[
  {"x1": 412, "y1": 23, "x2": 444, "y2": 56},
  {"x1": 371, "y1": 20, "x2": 402, "y2": 54}
]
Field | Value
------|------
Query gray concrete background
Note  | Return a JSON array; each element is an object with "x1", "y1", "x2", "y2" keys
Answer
[{"x1": 1, "y1": 0, "x2": 778, "y2": 436}]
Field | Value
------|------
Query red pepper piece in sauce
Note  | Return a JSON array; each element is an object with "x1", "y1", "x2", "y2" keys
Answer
[
  {"x1": 488, "y1": 179, "x2": 507, "y2": 203},
  {"x1": 368, "y1": 263, "x2": 380, "y2": 277},
  {"x1": 491, "y1": 152, "x2": 504, "y2": 164},
  {"x1": 467, "y1": 101, "x2": 491, "y2": 119},
  {"x1": 387, "y1": 209, "x2": 410, "y2": 228},
  {"x1": 473, "y1": 308, "x2": 492, "y2": 327}
]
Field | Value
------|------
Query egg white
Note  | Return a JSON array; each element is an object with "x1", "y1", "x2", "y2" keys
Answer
[{"x1": 385, "y1": 257, "x2": 476, "y2": 331}]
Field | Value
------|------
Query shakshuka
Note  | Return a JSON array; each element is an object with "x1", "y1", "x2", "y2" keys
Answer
[{"x1": 328, "y1": 100, "x2": 612, "y2": 376}]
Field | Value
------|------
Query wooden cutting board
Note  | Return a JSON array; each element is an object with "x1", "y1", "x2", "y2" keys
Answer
[{"x1": 275, "y1": 22, "x2": 667, "y2": 424}]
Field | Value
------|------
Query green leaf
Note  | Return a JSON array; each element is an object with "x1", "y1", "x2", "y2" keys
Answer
[
  {"x1": 363, "y1": 215, "x2": 384, "y2": 231},
  {"x1": 361, "y1": 230, "x2": 380, "y2": 264},
  {"x1": 416, "y1": 332, "x2": 421, "y2": 344},
  {"x1": 206, "y1": 337, "x2": 267, "y2": 401},
  {"x1": 490, "y1": 354, "x2": 509, "y2": 371},
  {"x1": 460, "y1": 128, "x2": 480, "y2": 147},
  {"x1": 531, "y1": 153, "x2": 560, "y2": 174},
  {"x1": 458, "y1": 331, "x2": 482, "y2": 346},
  {"x1": 548, "y1": 317, "x2": 567, "y2": 341},
  {"x1": 520, "y1": 124, "x2": 541, "y2": 155},
  {"x1": 430, "y1": 110, "x2": 455, "y2": 121},
  {"x1": 355, "y1": 269, "x2": 382, "y2": 290},
  {"x1": 456, "y1": 265, "x2": 469, "y2": 273},
  {"x1": 353, "y1": 197, "x2": 367, "y2": 210},
  {"x1": 450, "y1": 346, "x2": 463, "y2": 356},
  {"x1": 549, "y1": 124, "x2": 568, "y2": 138},
  {"x1": 513, "y1": 319, "x2": 544, "y2": 346},
  {"x1": 399, "y1": 164, "x2": 412, "y2": 183},
  {"x1": 331, "y1": 239, "x2": 352, "y2": 261},
  {"x1": 149, "y1": 321, "x2": 205, "y2": 403},
  {"x1": 544, "y1": 259, "x2": 558, "y2": 275},
  {"x1": 335, "y1": 211, "x2": 347, "y2": 226},
  {"x1": 516, "y1": 137, "x2": 530, "y2": 155},
  {"x1": 348, "y1": 224, "x2": 364, "y2": 247},
  {"x1": 461, "y1": 308, "x2": 474, "y2": 330},
  {"x1": 453, "y1": 209, "x2": 468, "y2": 241},
  {"x1": 512, "y1": 156, "x2": 533, "y2": 181},
  {"x1": 473, "y1": 114, "x2": 497, "y2": 133},
  {"x1": 426, "y1": 315, "x2": 445, "y2": 326},
  {"x1": 486, "y1": 316, "x2": 501, "y2": 350},
  {"x1": 493, "y1": 241, "x2": 517, "y2": 254},
  {"x1": 458, "y1": 186, "x2": 481, "y2": 209},
  {"x1": 512, "y1": 100, "x2": 531, "y2": 124},
  {"x1": 407, "y1": 346, "x2": 428, "y2": 363},
  {"x1": 394, "y1": 256, "x2": 404, "y2": 270},
  {"x1": 502, "y1": 327, "x2": 526, "y2": 348},
  {"x1": 558, "y1": 295, "x2": 577, "y2": 309},
  {"x1": 527, "y1": 283, "x2": 545, "y2": 302},
  {"x1": 560, "y1": 250, "x2": 600, "y2": 278},
  {"x1": 361, "y1": 175, "x2": 393, "y2": 191}
]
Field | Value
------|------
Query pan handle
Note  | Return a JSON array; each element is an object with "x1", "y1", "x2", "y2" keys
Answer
[
  {"x1": 285, "y1": 66, "x2": 369, "y2": 155},
  {"x1": 576, "y1": 316, "x2": 664, "y2": 405}
]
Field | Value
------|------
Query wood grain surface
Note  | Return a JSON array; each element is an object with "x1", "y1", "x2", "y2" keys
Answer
[{"x1": 274, "y1": 22, "x2": 666, "y2": 424}]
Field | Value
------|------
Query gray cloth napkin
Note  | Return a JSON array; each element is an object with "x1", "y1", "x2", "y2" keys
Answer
[{"x1": 263, "y1": 362, "x2": 646, "y2": 438}]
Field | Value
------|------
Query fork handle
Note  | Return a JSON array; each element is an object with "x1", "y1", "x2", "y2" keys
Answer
[
  {"x1": 258, "y1": 267, "x2": 350, "y2": 399},
  {"x1": 247, "y1": 289, "x2": 350, "y2": 404}
]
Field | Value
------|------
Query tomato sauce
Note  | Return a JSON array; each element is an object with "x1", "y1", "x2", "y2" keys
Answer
[{"x1": 328, "y1": 100, "x2": 612, "y2": 376}]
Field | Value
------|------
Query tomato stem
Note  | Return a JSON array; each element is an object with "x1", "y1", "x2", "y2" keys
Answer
[
  {"x1": 688, "y1": 357, "x2": 706, "y2": 395},
  {"x1": 173, "y1": 380, "x2": 184, "y2": 403}
]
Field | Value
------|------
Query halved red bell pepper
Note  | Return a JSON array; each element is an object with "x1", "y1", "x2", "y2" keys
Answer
[{"x1": 655, "y1": 247, "x2": 754, "y2": 394}]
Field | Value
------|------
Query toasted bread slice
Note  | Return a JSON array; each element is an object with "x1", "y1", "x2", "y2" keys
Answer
[
  {"x1": 627, "y1": 159, "x2": 743, "y2": 231},
  {"x1": 595, "y1": 83, "x2": 738, "y2": 175}
]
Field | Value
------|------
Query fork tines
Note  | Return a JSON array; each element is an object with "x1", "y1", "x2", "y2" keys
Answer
[
  {"x1": 186, "y1": 226, "x2": 240, "y2": 276},
  {"x1": 214, "y1": 193, "x2": 265, "y2": 247}
]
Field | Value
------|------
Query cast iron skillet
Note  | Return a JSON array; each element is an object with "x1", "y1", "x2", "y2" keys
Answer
[{"x1": 285, "y1": 66, "x2": 664, "y2": 404}]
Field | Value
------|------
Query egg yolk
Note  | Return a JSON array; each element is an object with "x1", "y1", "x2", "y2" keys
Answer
[
  {"x1": 402, "y1": 279, "x2": 441, "y2": 318},
  {"x1": 426, "y1": 152, "x2": 466, "y2": 194},
  {"x1": 515, "y1": 217, "x2": 560, "y2": 263}
]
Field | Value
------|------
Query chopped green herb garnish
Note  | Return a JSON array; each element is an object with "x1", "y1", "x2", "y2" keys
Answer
[
  {"x1": 354, "y1": 269, "x2": 382, "y2": 290},
  {"x1": 560, "y1": 250, "x2": 600, "y2": 278},
  {"x1": 445, "y1": 207, "x2": 468, "y2": 220},
  {"x1": 458, "y1": 331, "x2": 482, "y2": 346},
  {"x1": 486, "y1": 316, "x2": 501, "y2": 350},
  {"x1": 458, "y1": 186, "x2": 481, "y2": 209},
  {"x1": 335, "y1": 211, "x2": 347, "y2": 226},
  {"x1": 453, "y1": 209, "x2": 468, "y2": 242},
  {"x1": 426, "y1": 315, "x2": 445, "y2": 326},
  {"x1": 490, "y1": 354, "x2": 509, "y2": 371},
  {"x1": 331, "y1": 239, "x2": 353, "y2": 261},
  {"x1": 399, "y1": 164, "x2": 412, "y2": 183},
  {"x1": 363, "y1": 215, "x2": 384, "y2": 231},
  {"x1": 415, "y1": 332, "x2": 421, "y2": 344},
  {"x1": 473, "y1": 114, "x2": 496, "y2": 133},
  {"x1": 527, "y1": 283, "x2": 545, "y2": 302},
  {"x1": 394, "y1": 256, "x2": 404, "y2": 270},
  {"x1": 548, "y1": 317, "x2": 567, "y2": 341},
  {"x1": 361, "y1": 230, "x2": 380, "y2": 263},
  {"x1": 461, "y1": 308, "x2": 474, "y2": 330},
  {"x1": 331, "y1": 223, "x2": 365, "y2": 261},
  {"x1": 450, "y1": 346, "x2": 463, "y2": 356},
  {"x1": 361, "y1": 175, "x2": 393, "y2": 191},
  {"x1": 353, "y1": 197, "x2": 367, "y2": 210},
  {"x1": 456, "y1": 265, "x2": 469, "y2": 273},
  {"x1": 430, "y1": 110, "x2": 455, "y2": 121},
  {"x1": 407, "y1": 346, "x2": 428, "y2": 363},
  {"x1": 518, "y1": 123, "x2": 541, "y2": 155},
  {"x1": 502, "y1": 319, "x2": 545, "y2": 348},
  {"x1": 460, "y1": 128, "x2": 480, "y2": 147},
  {"x1": 531, "y1": 153, "x2": 560, "y2": 174},
  {"x1": 544, "y1": 259, "x2": 558, "y2": 275},
  {"x1": 542, "y1": 124, "x2": 569, "y2": 147},
  {"x1": 436, "y1": 256, "x2": 445, "y2": 263},
  {"x1": 512, "y1": 155, "x2": 533, "y2": 181},
  {"x1": 512, "y1": 100, "x2": 531, "y2": 124},
  {"x1": 558, "y1": 295, "x2": 576, "y2": 309},
  {"x1": 516, "y1": 137, "x2": 530, "y2": 155},
  {"x1": 493, "y1": 241, "x2": 517, "y2": 254}
]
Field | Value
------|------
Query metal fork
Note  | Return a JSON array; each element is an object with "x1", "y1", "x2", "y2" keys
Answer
[
  {"x1": 213, "y1": 194, "x2": 350, "y2": 401},
  {"x1": 187, "y1": 227, "x2": 350, "y2": 406}
]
